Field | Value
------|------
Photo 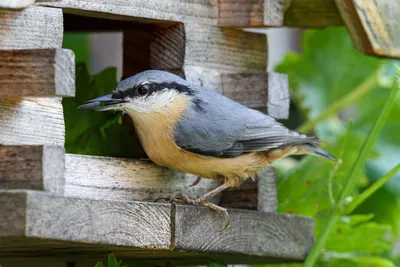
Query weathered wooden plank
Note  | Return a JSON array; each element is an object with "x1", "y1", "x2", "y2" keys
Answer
[
  {"x1": 0, "y1": 145, "x2": 65, "y2": 193},
  {"x1": 0, "y1": 49, "x2": 75, "y2": 97},
  {"x1": 284, "y1": 0, "x2": 343, "y2": 27},
  {"x1": 39, "y1": 0, "x2": 218, "y2": 24},
  {"x1": 0, "y1": 190, "x2": 314, "y2": 263},
  {"x1": 149, "y1": 23, "x2": 267, "y2": 73},
  {"x1": 218, "y1": 0, "x2": 285, "y2": 27},
  {"x1": 0, "y1": 97, "x2": 65, "y2": 146},
  {"x1": 0, "y1": 190, "x2": 171, "y2": 248},
  {"x1": 65, "y1": 154, "x2": 222, "y2": 204},
  {"x1": 219, "y1": 167, "x2": 277, "y2": 212},
  {"x1": 335, "y1": 0, "x2": 400, "y2": 58},
  {"x1": 173, "y1": 205, "x2": 314, "y2": 260},
  {"x1": 0, "y1": 6, "x2": 63, "y2": 49},
  {"x1": 0, "y1": 0, "x2": 56, "y2": 9}
]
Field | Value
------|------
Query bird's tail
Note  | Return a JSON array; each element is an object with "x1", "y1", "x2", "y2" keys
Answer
[{"x1": 301, "y1": 144, "x2": 336, "y2": 162}]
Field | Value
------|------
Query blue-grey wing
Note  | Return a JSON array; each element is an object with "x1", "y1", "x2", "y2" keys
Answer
[{"x1": 174, "y1": 86, "x2": 317, "y2": 158}]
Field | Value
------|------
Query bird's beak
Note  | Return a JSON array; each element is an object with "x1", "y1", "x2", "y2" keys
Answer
[{"x1": 77, "y1": 94, "x2": 127, "y2": 111}]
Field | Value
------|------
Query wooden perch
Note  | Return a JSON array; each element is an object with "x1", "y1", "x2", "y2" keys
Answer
[
  {"x1": 0, "y1": 6, "x2": 63, "y2": 49},
  {"x1": 39, "y1": 0, "x2": 218, "y2": 24},
  {"x1": 0, "y1": 49, "x2": 75, "y2": 97},
  {"x1": 0, "y1": 97, "x2": 65, "y2": 146},
  {"x1": 65, "y1": 154, "x2": 222, "y2": 204},
  {"x1": 0, "y1": 190, "x2": 314, "y2": 264},
  {"x1": 0, "y1": 145, "x2": 64, "y2": 193},
  {"x1": 336, "y1": 0, "x2": 400, "y2": 58},
  {"x1": 218, "y1": 0, "x2": 285, "y2": 27}
]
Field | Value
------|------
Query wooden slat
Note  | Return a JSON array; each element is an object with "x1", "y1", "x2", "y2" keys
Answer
[
  {"x1": 0, "y1": 97, "x2": 65, "y2": 146},
  {"x1": 218, "y1": 0, "x2": 285, "y2": 27},
  {"x1": 0, "y1": 145, "x2": 65, "y2": 193},
  {"x1": 39, "y1": 0, "x2": 218, "y2": 24},
  {"x1": 0, "y1": 49, "x2": 75, "y2": 97},
  {"x1": 335, "y1": 0, "x2": 400, "y2": 58},
  {"x1": 284, "y1": 0, "x2": 343, "y2": 27},
  {"x1": 173, "y1": 205, "x2": 314, "y2": 260},
  {"x1": 0, "y1": 190, "x2": 314, "y2": 263},
  {"x1": 149, "y1": 23, "x2": 267, "y2": 73},
  {"x1": 0, "y1": 6, "x2": 63, "y2": 49},
  {"x1": 65, "y1": 154, "x2": 222, "y2": 204}
]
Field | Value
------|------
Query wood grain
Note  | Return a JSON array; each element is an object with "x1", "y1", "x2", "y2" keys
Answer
[
  {"x1": 220, "y1": 72, "x2": 289, "y2": 119},
  {"x1": 0, "y1": 190, "x2": 314, "y2": 263},
  {"x1": 40, "y1": 0, "x2": 218, "y2": 25},
  {"x1": 0, "y1": 97, "x2": 65, "y2": 146},
  {"x1": 257, "y1": 167, "x2": 277, "y2": 212},
  {"x1": 284, "y1": 0, "x2": 343, "y2": 27},
  {"x1": 0, "y1": 49, "x2": 75, "y2": 97},
  {"x1": 173, "y1": 205, "x2": 314, "y2": 260},
  {"x1": 218, "y1": 0, "x2": 285, "y2": 27},
  {"x1": 335, "y1": 0, "x2": 400, "y2": 58},
  {"x1": 0, "y1": 6, "x2": 63, "y2": 49},
  {"x1": 65, "y1": 154, "x2": 222, "y2": 204},
  {"x1": 150, "y1": 23, "x2": 267, "y2": 72},
  {"x1": 0, "y1": 145, "x2": 65, "y2": 193}
]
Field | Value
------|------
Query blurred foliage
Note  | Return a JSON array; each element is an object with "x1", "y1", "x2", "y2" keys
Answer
[
  {"x1": 257, "y1": 27, "x2": 400, "y2": 266},
  {"x1": 62, "y1": 64, "x2": 144, "y2": 158}
]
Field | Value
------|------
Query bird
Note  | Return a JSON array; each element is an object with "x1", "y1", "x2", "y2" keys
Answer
[{"x1": 78, "y1": 70, "x2": 335, "y2": 229}]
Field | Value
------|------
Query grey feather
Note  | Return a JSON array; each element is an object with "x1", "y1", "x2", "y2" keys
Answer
[{"x1": 174, "y1": 83, "x2": 318, "y2": 158}]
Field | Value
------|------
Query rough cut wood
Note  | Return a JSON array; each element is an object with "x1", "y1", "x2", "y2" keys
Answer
[
  {"x1": 0, "y1": 97, "x2": 65, "y2": 146},
  {"x1": 0, "y1": 6, "x2": 63, "y2": 49},
  {"x1": 149, "y1": 23, "x2": 267, "y2": 72},
  {"x1": 0, "y1": 190, "x2": 314, "y2": 263},
  {"x1": 173, "y1": 205, "x2": 314, "y2": 261},
  {"x1": 0, "y1": 49, "x2": 75, "y2": 97},
  {"x1": 0, "y1": 146, "x2": 65, "y2": 193},
  {"x1": 220, "y1": 167, "x2": 277, "y2": 212},
  {"x1": 284, "y1": 0, "x2": 343, "y2": 27},
  {"x1": 40, "y1": 0, "x2": 218, "y2": 24},
  {"x1": 0, "y1": 190, "x2": 171, "y2": 249},
  {"x1": 335, "y1": 0, "x2": 400, "y2": 58},
  {"x1": 65, "y1": 154, "x2": 222, "y2": 204},
  {"x1": 218, "y1": 0, "x2": 285, "y2": 27}
]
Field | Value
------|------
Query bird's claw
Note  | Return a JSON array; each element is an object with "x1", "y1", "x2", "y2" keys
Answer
[
  {"x1": 168, "y1": 191, "x2": 230, "y2": 231},
  {"x1": 190, "y1": 176, "x2": 202, "y2": 187}
]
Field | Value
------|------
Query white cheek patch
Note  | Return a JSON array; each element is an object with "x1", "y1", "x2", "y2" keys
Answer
[{"x1": 122, "y1": 89, "x2": 182, "y2": 113}]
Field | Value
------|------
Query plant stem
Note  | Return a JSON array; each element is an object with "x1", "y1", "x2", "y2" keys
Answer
[
  {"x1": 297, "y1": 71, "x2": 379, "y2": 133},
  {"x1": 303, "y1": 70, "x2": 400, "y2": 267},
  {"x1": 343, "y1": 163, "x2": 400, "y2": 215}
]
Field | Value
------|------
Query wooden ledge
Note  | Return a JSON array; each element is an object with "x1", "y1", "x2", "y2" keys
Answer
[{"x1": 0, "y1": 190, "x2": 314, "y2": 264}]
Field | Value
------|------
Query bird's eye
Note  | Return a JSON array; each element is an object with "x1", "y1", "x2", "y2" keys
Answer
[{"x1": 137, "y1": 84, "x2": 150, "y2": 96}]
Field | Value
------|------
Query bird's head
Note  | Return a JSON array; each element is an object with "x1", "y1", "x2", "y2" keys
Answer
[{"x1": 78, "y1": 70, "x2": 194, "y2": 119}]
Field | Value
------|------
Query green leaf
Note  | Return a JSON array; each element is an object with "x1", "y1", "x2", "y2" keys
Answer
[
  {"x1": 321, "y1": 256, "x2": 395, "y2": 267},
  {"x1": 63, "y1": 64, "x2": 145, "y2": 158},
  {"x1": 95, "y1": 262, "x2": 104, "y2": 267},
  {"x1": 207, "y1": 262, "x2": 227, "y2": 267}
]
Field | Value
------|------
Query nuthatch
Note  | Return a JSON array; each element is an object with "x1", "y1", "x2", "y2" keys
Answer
[{"x1": 78, "y1": 70, "x2": 335, "y2": 229}]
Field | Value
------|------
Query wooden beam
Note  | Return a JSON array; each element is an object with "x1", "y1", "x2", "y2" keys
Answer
[
  {"x1": 39, "y1": 0, "x2": 218, "y2": 25},
  {"x1": 0, "y1": 6, "x2": 63, "y2": 49},
  {"x1": 65, "y1": 154, "x2": 222, "y2": 204},
  {"x1": 0, "y1": 97, "x2": 65, "y2": 146},
  {"x1": 0, "y1": 190, "x2": 314, "y2": 264},
  {"x1": 218, "y1": 0, "x2": 285, "y2": 27},
  {"x1": 335, "y1": 0, "x2": 400, "y2": 58},
  {"x1": 0, "y1": 49, "x2": 75, "y2": 97},
  {"x1": 283, "y1": 0, "x2": 343, "y2": 27},
  {"x1": 0, "y1": 145, "x2": 64, "y2": 193},
  {"x1": 149, "y1": 23, "x2": 267, "y2": 73},
  {"x1": 173, "y1": 205, "x2": 314, "y2": 261}
]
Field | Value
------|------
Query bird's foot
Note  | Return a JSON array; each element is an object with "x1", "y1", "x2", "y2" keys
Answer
[{"x1": 169, "y1": 192, "x2": 230, "y2": 231}]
